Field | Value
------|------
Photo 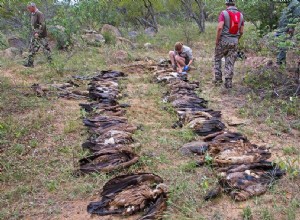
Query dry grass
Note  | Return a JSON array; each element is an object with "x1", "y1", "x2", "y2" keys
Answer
[{"x1": 0, "y1": 22, "x2": 299, "y2": 220}]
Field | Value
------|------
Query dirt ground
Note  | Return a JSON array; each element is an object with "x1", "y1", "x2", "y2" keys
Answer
[{"x1": 1, "y1": 43, "x2": 299, "y2": 220}]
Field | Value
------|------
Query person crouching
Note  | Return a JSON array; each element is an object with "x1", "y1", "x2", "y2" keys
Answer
[{"x1": 169, "y1": 42, "x2": 193, "y2": 73}]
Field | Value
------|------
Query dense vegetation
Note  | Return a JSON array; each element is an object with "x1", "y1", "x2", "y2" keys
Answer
[{"x1": 0, "y1": 1, "x2": 296, "y2": 39}]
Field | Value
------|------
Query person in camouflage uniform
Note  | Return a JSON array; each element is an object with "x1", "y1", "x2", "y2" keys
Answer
[
  {"x1": 276, "y1": 0, "x2": 300, "y2": 65},
  {"x1": 214, "y1": 0, "x2": 244, "y2": 88},
  {"x1": 24, "y1": 2, "x2": 51, "y2": 67}
]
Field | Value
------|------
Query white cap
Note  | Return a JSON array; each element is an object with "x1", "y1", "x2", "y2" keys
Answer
[{"x1": 27, "y1": 2, "x2": 36, "y2": 7}]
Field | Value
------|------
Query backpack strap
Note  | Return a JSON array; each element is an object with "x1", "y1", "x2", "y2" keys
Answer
[
  {"x1": 239, "y1": 13, "x2": 244, "y2": 27},
  {"x1": 222, "y1": 10, "x2": 230, "y2": 28},
  {"x1": 224, "y1": 10, "x2": 243, "y2": 28}
]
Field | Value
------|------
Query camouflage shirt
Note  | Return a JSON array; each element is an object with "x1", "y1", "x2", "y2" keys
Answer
[{"x1": 31, "y1": 10, "x2": 47, "y2": 38}]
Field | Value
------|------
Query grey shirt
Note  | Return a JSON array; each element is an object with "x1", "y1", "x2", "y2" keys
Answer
[{"x1": 175, "y1": 45, "x2": 193, "y2": 60}]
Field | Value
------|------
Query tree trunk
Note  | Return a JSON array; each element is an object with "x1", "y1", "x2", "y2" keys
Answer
[
  {"x1": 142, "y1": 0, "x2": 158, "y2": 32},
  {"x1": 181, "y1": 0, "x2": 206, "y2": 33}
]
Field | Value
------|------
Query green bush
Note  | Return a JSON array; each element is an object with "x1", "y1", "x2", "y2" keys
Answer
[
  {"x1": 102, "y1": 31, "x2": 116, "y2": 45},
  {"x1": 239, "y1": 24, "x2": 262, "y2": 52},
  {"x1": 48, "y1": 26, "x2": 70, "y2": 50}
]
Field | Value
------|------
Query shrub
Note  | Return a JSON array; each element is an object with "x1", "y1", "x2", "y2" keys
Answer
[{"x1": 102, "y1": 31, "x2": 116, "y2": 45}]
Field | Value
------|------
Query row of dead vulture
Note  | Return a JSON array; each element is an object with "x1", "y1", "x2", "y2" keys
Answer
[
  {"x1": 154, "y1": 63, "x2": 285, "y2": 202},
  {"x1": 75, "y1": 70, "x2": 167, "y2": 219},
  {"x1": 78, "y1": 70, "x2": 139, "y2": 174}
]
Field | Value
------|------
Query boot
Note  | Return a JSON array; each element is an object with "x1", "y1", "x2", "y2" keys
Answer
[
  {"x1": 24, "y1": 56, "x2": 34, "y2": 67},
  {"x1": 47, "y1": 56, "x2": 53, "y2": 64},
  {"x1": 23, "y1": 61, "x2": 34, "y2": 68},
  {"x1": 224, "y1": 78, "x2": 232, "y2": 88}
]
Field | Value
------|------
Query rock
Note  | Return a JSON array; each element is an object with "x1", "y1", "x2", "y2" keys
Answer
[
  {"x1": 7, "y1": 36, "x2": 26, "y2": 50},
  {"x1": 83, "y1": 29, "x2": 97, "y2": 34},
  {"x1": 144, "y1": 27, "x2": 156, "y2": 37},
  {"x1": 91, "y1": 34, "x2": 105, "y2": 43},
  {"x1": 114, "y1": 50, "x2": 128, "y2": 63},
  {"x1": 101, "y1": 24, "x2": 122, "y2": 38},
  {"x1": 117, "y1": 37, "x2": 135, "y2": 49},
  {"x1": 204, "y1": 186, "x2": 222, "y2": 201},
  {"x1": 133, "y1": 43, "x2": 140, "y2": 49},
  {"x1": 226, "y1": 116, "x2": 248, "y2": 126},
  {"x1": 128, "y1": 31, "x2": 139, "y2": 39},
  {"x1": 0, "y1": 47, "x2": 22, "y2": 59},
  {"x1": 179, "y1": 141, "x2": 209, "y2": 156},
  {"x1": 244, "y1": 56, "x2": 273, "y2": 68},
  {"x1": 144, "y1": 42, "x2": 153, "y2": 49},
  {"x1": 81, "y1": 33, "x2": 105, "y2": 46}
]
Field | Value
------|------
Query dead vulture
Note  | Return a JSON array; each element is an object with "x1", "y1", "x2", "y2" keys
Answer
[
  {"x1": 79, "y1": 148, "x2": 139, "y2": 174},
  {"x1": 187, "y1": 118, "x2": 225, "y2": 136},
  {"x1": 93, "y1": 70, "x2": 126, "y2": 80},
  {"x1": 219, "y1": 162, "x2": 285, "y2": 201},
  {"x1": 87, "y1": 173, "x2": 168, "y2": 219},
  {"x1": 83, "y1": 115, "x2": 127, "y2": 127},
  {"x1": 179, "y1": 141, "x2": 209, "y2": 156},
  {"x1": 198, "y1": 141, "x2": 271, "y2": 166},
  {"x1": 91, "y1": 130, "x2": 135, "y2": 145},
  {"x1": 203, "y1": 131, "x2": 247, "y2": 142}
]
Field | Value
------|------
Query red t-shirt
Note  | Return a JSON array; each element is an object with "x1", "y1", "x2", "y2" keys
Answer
[{"x1": 218, "y1": 11, "x2": 244, "y2": 26}]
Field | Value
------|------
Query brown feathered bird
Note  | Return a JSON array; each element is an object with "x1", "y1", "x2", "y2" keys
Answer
[
  {"x1": 79, "y1": 148, "x2": 139, "y2": 174},
  {"x1": 87, "y1": 173, "x2": 168, "y2": 219}
]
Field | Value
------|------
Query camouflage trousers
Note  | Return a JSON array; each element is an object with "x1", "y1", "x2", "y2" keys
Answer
[
  {"x1": 214, "y1": 40, "x2": 238, "y2": 80},
  {"x1": 26, "y1": 37, "x2": 52, "y2": 65}
]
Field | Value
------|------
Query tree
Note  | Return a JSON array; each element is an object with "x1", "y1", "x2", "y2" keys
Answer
[
  {"x1": 0, "y1": 0, "x2": 58, "y2": 34},
  {"x1": 118, "y1": 0, "x2": 166, "y2": 32},
  {"x1": 180, "y1": 0, "x2": 206, "y2": 33},
  {"x1": 0, "y1": 0, "x2": 29, "y2": 31},
  {"x1": 137, "y1": 0, "x2": 158, "y2": 32},
  {"x1": 239, "y1": 0, "x2": 287, "y2": 34}
]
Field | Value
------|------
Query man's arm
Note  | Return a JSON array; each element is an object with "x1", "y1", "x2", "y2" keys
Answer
[
  {"x1": 186, "y1": 48, "x2": 193, "y2": 66},
  {"x1": 239, "y1": 25, "x2": 244, "y2": 40},
  {"x1": 216, "y1": 21, "x2": 224, "y2": 46},
  {"x1": 35, "y1": 12, "x2": 46, "y2": 35}
]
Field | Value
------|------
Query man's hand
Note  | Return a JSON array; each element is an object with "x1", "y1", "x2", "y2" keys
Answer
[
  {"x1": 183, "y1": 65, "x2": 189, "y2": 71},
  {"x1": 34, "y1": 33, "x2": 39, "y2": 38}
]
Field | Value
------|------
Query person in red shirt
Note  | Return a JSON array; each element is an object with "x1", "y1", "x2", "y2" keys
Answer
[{"x1": 214, "y1": 0, "x2": 244, "y2": 88}]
